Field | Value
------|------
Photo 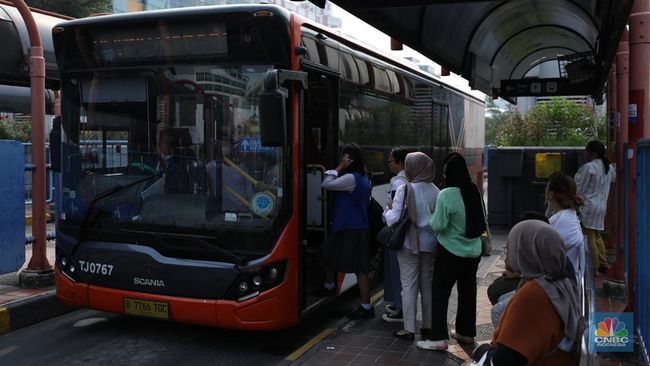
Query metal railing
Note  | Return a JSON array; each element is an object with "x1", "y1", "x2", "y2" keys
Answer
[
  {"x1": 579, "y1": 242, "x2": 598, "y2": 366},
  {"x1": 23, "y1": 142, "x2": 53, "y2": 204},
  {"x1": 23, "y1": 140, "x2": 131, "y2": 205},
  {"x1": 78, "y1": 139, "x2": 129, "y2": 170}
]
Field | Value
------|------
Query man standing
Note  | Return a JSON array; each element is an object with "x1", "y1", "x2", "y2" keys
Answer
[{"x1": 575, "y1": 140, "x2": 615, "y2": 274}]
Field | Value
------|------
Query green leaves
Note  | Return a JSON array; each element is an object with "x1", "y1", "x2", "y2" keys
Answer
[
  {"x1": 25, "y1": 0, "x2": 112, "y2": 18},
  {"x1": 488, "y1": 97, "x2": 603, "y2": 147},
  {"x1": 0, "y1": 118, "x2": 31, "y2": 142}
]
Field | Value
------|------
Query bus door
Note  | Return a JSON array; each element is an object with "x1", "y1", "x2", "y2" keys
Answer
[{"x1": 300, "y1": 65, "x2": 340, "y2": 310}]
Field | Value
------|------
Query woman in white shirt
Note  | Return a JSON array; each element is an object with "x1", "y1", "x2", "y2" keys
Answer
[
  {"x1": 575, "y1": 140, "x2": 615, "y2": 273},
  {"x1": 383, "y1": 152, "x2": 440, "y2": 341},
  {"x1": 546, "y1": 172, "x2": 584, "y2": 292}
]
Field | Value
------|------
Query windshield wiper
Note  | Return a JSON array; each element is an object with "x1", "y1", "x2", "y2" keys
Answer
[
  {"x1": 71, "y1": 173, "x2": 162, "y2": 256},
  {"x1": 120, "y1": 229, "x2": 248, "y2": 267},
  {"x1": 187, "y1": 235, "x2": 248, "y2": 267}
]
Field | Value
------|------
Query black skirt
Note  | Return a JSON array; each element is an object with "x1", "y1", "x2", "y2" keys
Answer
[{"x1": 322, "y1": 229, "x2": 370, "y2": 275}]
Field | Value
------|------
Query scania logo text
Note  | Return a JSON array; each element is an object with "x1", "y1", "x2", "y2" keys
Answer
[{"x1": 133, "y1": 277, "x2": 165, "y2": 287}]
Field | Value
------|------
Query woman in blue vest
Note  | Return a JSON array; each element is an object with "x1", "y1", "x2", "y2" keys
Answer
[{"x1": 321, "y1": 143, "x2": 373, "y2": 320}]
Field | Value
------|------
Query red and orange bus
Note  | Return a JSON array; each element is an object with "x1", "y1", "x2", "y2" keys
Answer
[{"x1": 53, "y1": 4, "x2": 484, "y2": 330}]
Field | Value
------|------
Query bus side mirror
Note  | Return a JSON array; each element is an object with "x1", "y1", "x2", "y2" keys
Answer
[{"x1": 259, "y1": 70, "x2": 286, "y2": 147}]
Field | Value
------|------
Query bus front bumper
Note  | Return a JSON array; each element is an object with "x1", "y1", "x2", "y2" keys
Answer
[{"x1": 55, "y1": 266, "x2": 298, "y2": 330}]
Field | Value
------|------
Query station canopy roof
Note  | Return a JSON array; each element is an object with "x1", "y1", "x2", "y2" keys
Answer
[
  {"x1": 329, "y1": 0, "x2": 634, "y2": 99},
  {"x1": 0, "y1": 3, "x2": 67, "y2": 89}
]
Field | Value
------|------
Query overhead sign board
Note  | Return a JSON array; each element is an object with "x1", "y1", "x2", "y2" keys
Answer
[
  {"x1": 500, "y1": 78, "x2": 590, "y2": 97},
  {"x1": 239, "y1": 137, "x2": 275, "y2": 153}
]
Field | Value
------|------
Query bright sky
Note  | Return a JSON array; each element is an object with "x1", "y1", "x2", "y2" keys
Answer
[{"x1": 329, "y1": 3, "x2": 486, "y2": 100}]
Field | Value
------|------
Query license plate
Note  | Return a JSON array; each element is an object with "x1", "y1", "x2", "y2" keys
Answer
[{"x1": 124, "y1": 298, "x2": 169, "y2": 320}]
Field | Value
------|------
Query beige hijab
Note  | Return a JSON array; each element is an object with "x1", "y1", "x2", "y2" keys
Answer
[
  {"x1": 506, "y1": 220, "x2": 584, "y2": 346},
  {"x1": 404, "y1": 152, "x2": 435, "y2": 254}
]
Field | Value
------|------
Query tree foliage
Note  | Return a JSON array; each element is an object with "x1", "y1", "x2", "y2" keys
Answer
[
  {"x1": 25, "y1": 0, "x2": 112, "y2": 18},
  {"x1": 491, "y1": 97, "x2": 603, "y2": 147},
  {"x1": 0, "y1": 118, "x2": 32, "y2": 142}
]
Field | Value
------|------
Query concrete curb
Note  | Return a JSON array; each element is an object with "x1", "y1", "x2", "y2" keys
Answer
[{"x1": 0, "y1": 290, "x2": 77, "y2": 335}]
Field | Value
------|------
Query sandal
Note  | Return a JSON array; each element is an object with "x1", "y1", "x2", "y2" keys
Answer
[{"x1": 393, "y1": 330, "x2": 414, "y2": 341}]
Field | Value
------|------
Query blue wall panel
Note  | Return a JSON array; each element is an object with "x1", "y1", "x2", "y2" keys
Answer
[
  {"x1": 0, "y1": 140, "x2": 25, "y2": 274},
  {"x1": 636, "y1": 138, "x2": 650, "y2": 366}
]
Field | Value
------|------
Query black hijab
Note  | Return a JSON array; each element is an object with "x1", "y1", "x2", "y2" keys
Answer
[{"x1": 442, "y1": 152, "x2": 486, "y2": 238}]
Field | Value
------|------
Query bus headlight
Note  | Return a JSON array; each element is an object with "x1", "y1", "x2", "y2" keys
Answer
[
  {"x1": 227, "y1": 260, "x2": 288, "y2": 301},
  {"x1": 267, "y1": 268, "x2": 279, "y2": 282},
  {"x1": 238, "y1": 281, "x2": 249, "y2": 293},
  {"x1": 56, "y1": 250, "x2": 79, "y2": 281}
]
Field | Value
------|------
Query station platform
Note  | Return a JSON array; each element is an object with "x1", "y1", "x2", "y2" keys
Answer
[
  {"x1": 0, "y1": 221, "x2": 71, "y2": 334},
  {"x1": 287, "y1": 229, "x2": 644, "y2": 366}
]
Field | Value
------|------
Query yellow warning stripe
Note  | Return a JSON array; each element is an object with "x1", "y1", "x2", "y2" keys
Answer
[
  {"x1": 0, "y1": 307, "x2": 10, "y2": 335},
  {"x1": 284, "y1": 289, "x2": 385, "y2": 362},
  {"x1": 371, "y1": 289, "x2": 384, "y2": 304},
  {"x1": 285, "y1": 327, "x2": 335, "y2": 361}
]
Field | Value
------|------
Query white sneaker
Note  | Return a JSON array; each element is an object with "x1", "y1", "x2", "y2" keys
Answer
[
  {"x1": 381, "y1": 310, "x2": 404, "y2": 323},
  {"x1": 385, "y1": 304, "x2": 400, "y2": 315},
  {"x1": 416, "y1": 339, "x2": 448, "y2": 351}
]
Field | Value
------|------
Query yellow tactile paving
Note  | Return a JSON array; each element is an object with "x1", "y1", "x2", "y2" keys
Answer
[{"x1": 0, "y1": 307, "x2": 10, "y2": 335}]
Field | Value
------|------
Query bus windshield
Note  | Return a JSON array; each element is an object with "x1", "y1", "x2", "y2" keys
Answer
[{"x1": 58, "y1": 64, "x2": 289, "y2": 257}]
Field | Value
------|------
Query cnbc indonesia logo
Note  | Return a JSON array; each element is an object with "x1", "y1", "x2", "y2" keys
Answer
[{"x1": 594, "y1": 317, "x2": 629, "y2": 349}]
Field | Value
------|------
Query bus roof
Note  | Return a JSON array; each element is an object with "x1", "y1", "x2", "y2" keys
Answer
[
  {"x1": 0, "y1": 2, "x2": 70, "y2": 88},
  {"x1": 53, "y1": 3, "x2": 483, "y2": 104},
  {"x1": 54, "y1": 4, "x2": 290, "y2": 29},
  {"x1": 295, "y1": 14, "x2": 485, "y2": 104}
]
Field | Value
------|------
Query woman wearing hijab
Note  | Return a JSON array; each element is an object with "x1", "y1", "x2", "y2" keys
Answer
[
  {"x1": 383, "y1": 152, "x2": 440, "y2": 341},
  {"x1": 575, "y1": 140, "x2": 615, "y2": 274},
  {"x1": 417, "y1": 152, "x2": 485, "y2": 351},
  {"x1": 481, "y1": 220, "x2": 584, "y2": 365}
]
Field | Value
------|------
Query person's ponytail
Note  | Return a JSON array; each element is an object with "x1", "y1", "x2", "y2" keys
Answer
[{"x1": 601, "y1": 156, "x2": 610, "y2": 175}]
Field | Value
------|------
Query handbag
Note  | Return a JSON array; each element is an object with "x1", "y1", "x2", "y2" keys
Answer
[
  {"x1": 463, "y1": 344, "x2": 493, "y2": 366},
  {"x1": 376, "y1": 186, "x2": 410, "y2": 250}
]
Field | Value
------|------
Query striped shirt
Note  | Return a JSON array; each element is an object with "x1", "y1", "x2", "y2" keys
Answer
[{"x1": 574, "y1": 159, "x2": 615, "y2": 230}]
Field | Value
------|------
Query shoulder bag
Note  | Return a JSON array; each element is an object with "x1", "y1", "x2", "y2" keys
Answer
[
  {"x1": 478, "y1": 185, "x2": 492, "y2": 256},
  {"x1": 376, "y1": 185, "x2": 410, "y2": 250}
]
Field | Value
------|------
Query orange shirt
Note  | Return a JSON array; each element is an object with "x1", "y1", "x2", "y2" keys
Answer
[{"x1": 493, "y1": 281, "x2": 578, "y2": 366}]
